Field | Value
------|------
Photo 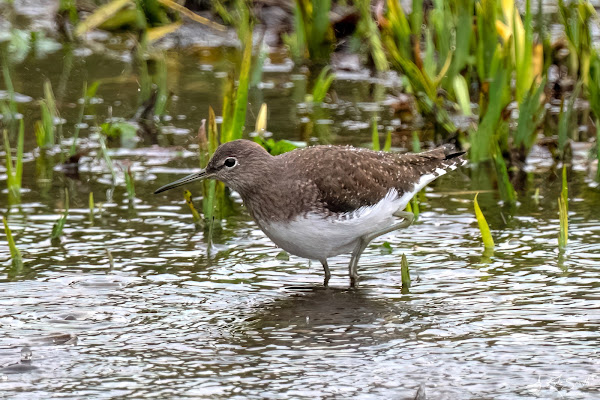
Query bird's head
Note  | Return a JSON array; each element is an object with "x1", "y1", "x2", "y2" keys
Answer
[{"x1": 154, "y1": 139, "x2": 272, "y2": 195}]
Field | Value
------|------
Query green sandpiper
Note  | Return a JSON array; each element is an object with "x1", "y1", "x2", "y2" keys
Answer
[{"x1": 155, "y1": 139, "x2": 466, "y2": 287}]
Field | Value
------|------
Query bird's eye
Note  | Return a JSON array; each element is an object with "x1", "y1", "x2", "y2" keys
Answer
[{"x1": 224, "y1": 157, "x2": 237, "y2": 168}]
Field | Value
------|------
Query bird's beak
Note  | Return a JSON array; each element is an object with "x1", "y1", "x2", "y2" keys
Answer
[{"x1": 153, "y1": 169, "x2": 209, "y2": 194}]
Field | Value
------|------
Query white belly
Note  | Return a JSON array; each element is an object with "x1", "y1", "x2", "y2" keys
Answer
[{"x1": 259, "y1": 189, "x2": 407, "y2": 261}]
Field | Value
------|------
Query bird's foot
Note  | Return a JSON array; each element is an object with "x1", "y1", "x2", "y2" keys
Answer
[{"x1": 349, "y1": 274, "x2": 359, "y2": 288}]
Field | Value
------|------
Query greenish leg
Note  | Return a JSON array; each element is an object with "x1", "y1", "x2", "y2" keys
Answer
[
  {"x1": 347, "y1": 211, "x2": 415, "y2": 287},
  {"x1": 321, "y1": 260, "x2": 331, "y2": 287}
]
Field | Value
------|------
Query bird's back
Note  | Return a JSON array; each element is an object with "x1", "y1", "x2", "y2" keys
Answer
[{"x1": 276, "y1": 144, "x2": 466, "y2": 215}]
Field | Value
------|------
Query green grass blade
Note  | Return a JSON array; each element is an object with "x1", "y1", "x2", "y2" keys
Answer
[
  {"x1": 596, "y1": 120, "x2": 600, "y2": 182},
  {"x1": 124, "y1": 166, "x2": 135, "y2": 200},
  {"x1": 51, "y1": 189, "x2": 70, "y2": 242},
  {"x1": 184, "y1": 190, "x2": 201, "y2": 225},
  {"x1": 492, "y1": 141, "x2": 517, "y2": 204},
  {"x1": 230, "y1": 27, "x2": 253, "y2": 141},
  {"x1": 356, "y1": 0, "x2": 388, "y2": 72},
  {"x1": 514, "y1": 78, "x2": 547, "y2": 151},
  {"x1": 1, "y1": 49, "x2": 17, "y2": 127},
  {"x1": 410, "y1": 195, "x2": 419, "y2": 220},
  {"x1": 74, "y1": 0, "x2": 132, "y2": 37},
  {"x1": 99, "y1": 136, "x2": 117, "y2": 184},
  {"x1": 3, "y1": 129, "x2": 14, "y2": 190},
  {"x1": 401, "y1": 253, "x2": 411, "y2": 290},
  {"x1": 383, "y1": 131, "x2": 392, "y2": 152},
  {"x1": 474, "y1": 193, "x2": 495, "y2": 249},
  {"x1": 453, "y1": 75, "x2": 472, "y2": 116},
  {"x1": 15, "y1": 119, "x2": 24, "y2": 187},
  {"x1": 558, "y1": 82, "x2": 581, "y2": 156},
  {"x1": 412, "y1": 131, "x2": 421, "y2": 152},
  {"x1": 3, "y1": 216, "x2": 22, "y2": 262},
  {"x1": 309, "y1": 0, "x2": 332, "y2": 61},
  {"x1": 89, "y1": 192, "x2": 95, "y2": 224},
  {"x1": 558, "y1": 166, "x2": 568, "y2": 250},
  {"x1": 312, "y1": 66, "x2": 335, "y2": 103}
]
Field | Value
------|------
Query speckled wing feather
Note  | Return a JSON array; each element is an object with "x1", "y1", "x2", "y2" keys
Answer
[{"x1": 290, "y1": 145, "x2": 466, "y2": 214}]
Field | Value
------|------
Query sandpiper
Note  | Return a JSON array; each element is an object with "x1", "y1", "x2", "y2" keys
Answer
[{"x1": 155, "y1": 139, "x2": 466, "y2": 287}]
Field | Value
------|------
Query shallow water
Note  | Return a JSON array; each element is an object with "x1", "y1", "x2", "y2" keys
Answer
[{"x1": 1, "y1": 39, "x2": 600, "y2": 399}]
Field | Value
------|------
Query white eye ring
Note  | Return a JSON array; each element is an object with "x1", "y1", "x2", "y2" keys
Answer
[{"x1": 224, "y1": 157, "x2": 237, "y2": 168}]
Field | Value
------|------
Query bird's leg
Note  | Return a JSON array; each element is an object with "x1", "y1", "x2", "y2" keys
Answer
[
  {"x1": 321, "y1": 260, "x2": 331, "y2": 287},
  {"x1": 393, "y1": 210, "x2": 415, "y2": 226},
  {"x1": 347, "y1": 211, "x2": 415, "y2": 287},
  {"x1": 348, "y1": 237, "x2": 368, "y2": 287}
]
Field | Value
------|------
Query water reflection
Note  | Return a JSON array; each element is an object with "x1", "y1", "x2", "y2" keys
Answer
[{"x1": 240, "y1": 288, "x2": 421, "y2": 348}]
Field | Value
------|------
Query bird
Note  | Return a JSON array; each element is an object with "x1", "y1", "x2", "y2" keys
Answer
[{"x1": 154, "y1": 139, "x2": 466, "y2": 287}]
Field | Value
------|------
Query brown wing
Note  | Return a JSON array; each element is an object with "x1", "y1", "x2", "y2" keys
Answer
[{"x1": 289, "y1": 145, "x2": 465, "y2": 214}]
